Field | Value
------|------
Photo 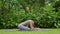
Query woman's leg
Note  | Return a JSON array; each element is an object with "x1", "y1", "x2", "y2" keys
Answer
[{"x1": 18, "y1": 25, "x2": 30, "y2": 31}]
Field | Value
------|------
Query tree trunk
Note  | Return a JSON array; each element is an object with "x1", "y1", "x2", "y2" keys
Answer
[
  {"x1": 40, "y1": 0, "x2": 45, "y2": 13},
  {"x1": 34, "y1": 0, "x2": 38, "y2": 12},
  {"x1": 29, "y1": 6, "x2": 32, "y2": 12},
  {"x1": 2, "y1": 0, "x2": 10, "y2": 23},
  {"x1": 27, "y1": 0, "x2": 32, "y2": 12},
  {"x1": 21, "y1": 3, "x2": 28, "y2": 12},
  {"x1": 27, "y1": 0, "x2": 31, "y2": 4}
]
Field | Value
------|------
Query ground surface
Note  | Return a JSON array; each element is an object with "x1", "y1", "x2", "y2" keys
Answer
[{"x1": 0, "y1": 29, "x2": 60, "y2": 34}]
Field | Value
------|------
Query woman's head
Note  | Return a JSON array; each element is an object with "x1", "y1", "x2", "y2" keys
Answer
[{"x1": 34, "y1": 22, "x2": 39, "y2": 27}]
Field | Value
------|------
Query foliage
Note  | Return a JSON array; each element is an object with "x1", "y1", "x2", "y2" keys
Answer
[{"x1": 0, "y1": 0, "x2": 60, "y2": 29}]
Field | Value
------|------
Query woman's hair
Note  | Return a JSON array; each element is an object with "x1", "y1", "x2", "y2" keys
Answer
[{"x1": 34, "y1": 22, "x2": 39, "y2": 27}]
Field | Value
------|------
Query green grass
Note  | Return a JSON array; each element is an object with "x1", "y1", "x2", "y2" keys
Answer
[{"x1": 0, "y1": 29, "x2": 60, "y2": 34}]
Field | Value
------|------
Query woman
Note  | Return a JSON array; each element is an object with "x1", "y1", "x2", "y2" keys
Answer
[{"x1": 18, "y1": 20, "x2": 40, "y2": 31}]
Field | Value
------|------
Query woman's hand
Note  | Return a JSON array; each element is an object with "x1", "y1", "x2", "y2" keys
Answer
[
  {"x1": 34, "y1": 28, "x2": 40, "y2": 30},
  {"x1": 31, "y1": 28, "x2": 40, "y2": 31}
]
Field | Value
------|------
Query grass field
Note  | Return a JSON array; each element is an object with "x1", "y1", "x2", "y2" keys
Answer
[{"x1": 0, "y1": 29, "x2": 60, "y2": 34}]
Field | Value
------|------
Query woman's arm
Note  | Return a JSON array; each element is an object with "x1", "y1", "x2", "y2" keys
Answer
[
  {"x1": 30, "y1": 21, "x2": 34, "y2": 29},
  {"x1": 29, "y1": 20, "x2": 40, "y2": 30}
]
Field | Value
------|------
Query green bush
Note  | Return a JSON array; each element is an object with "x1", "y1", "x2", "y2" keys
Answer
[
  {"x1": 0, "y1": 5, "x2": 60, "y2": 29},
  {"x1": 0, "y1": 0, "x2": 60, "y2": 29}
]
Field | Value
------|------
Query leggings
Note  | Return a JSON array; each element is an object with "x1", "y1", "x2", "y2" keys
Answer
[{"x1": 18, "y1": 24, "x2": 30, "y2": 31}]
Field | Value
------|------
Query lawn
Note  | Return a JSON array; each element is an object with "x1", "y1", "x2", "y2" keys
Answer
[{"x1": 0, "y1": 29, "x2": 60, "y2": 34}]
